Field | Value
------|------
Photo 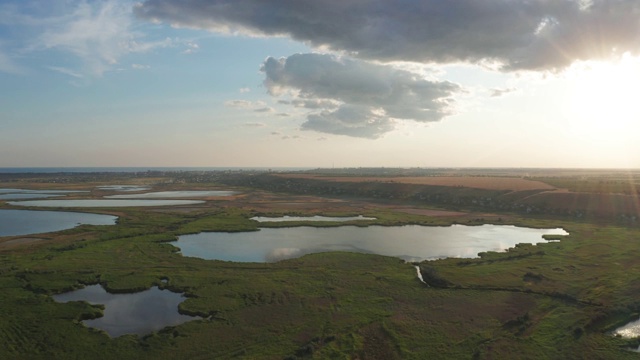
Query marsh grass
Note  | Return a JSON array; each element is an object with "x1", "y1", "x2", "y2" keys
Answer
[{"x1": 1, "y1": 201, "x2": 640, "y2": 358}]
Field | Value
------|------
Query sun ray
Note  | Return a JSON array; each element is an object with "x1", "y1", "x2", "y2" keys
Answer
[{"x1": 564, "y1": 55, "x2": 640, "y2": 141}]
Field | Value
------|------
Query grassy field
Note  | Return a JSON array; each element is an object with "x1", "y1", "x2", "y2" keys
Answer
[
  {"x1": 276, "y1": 174, "x2": 556, "y2": 191},
  {"x1": 2, "y1": 174, "x2": 640, "y2": 359}
]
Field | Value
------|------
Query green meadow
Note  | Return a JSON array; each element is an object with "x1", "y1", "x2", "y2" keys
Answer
[{"x1": 2, "y1": 188, "x2": 640, "y2": 358}]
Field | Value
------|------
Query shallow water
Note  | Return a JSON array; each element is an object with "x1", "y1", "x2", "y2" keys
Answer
[
  {"x1": 52, "y1": 285, "x2": 199, "y2": 337},
  {"x1": 9, "y1": 199, "x2": 205, "y2": 207},
  {"x1": 172, "y1": 224, "x2": 568, "y2": 262},
  {"x1": 106, "y1": 190, "x2": 237, "y2": 199},
  {"x1": 0, "y1": 209, "x2": 117, "y2": 237},
  {"x1": 0, "y1": 188, "x2": 86, "y2": 200},
  {"x1": 0, "y1": 188, "x2": 87, "y2": 194},
  {"x1": 97, "y1": 185, "x2": 151, "y2": 192},
  {"x1": 250, "y1": 215, "x2": 376, "y2": 222},
  {"x1": 0, "y1": 193, "x2": 65, "y2": 200},
  {"x1": 613, "y1": 318, "x2": 640, "y2": 338}
]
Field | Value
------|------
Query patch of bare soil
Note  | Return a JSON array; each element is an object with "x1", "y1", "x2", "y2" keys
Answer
[
  {"x1": 0, "y1": 237, "x2": 46, "y2": 248},
  {"x1": 381, "y1": 206, "x2": 467, "y2": 217}
]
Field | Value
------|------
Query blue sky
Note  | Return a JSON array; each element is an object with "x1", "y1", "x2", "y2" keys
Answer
[{"x1": 2, "y1": 0, "x2": 640, "y2": 168}]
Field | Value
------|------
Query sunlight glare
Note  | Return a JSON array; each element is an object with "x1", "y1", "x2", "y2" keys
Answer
[{"x1": 565, "y1": 56, "x2": 640, "y2": 139}]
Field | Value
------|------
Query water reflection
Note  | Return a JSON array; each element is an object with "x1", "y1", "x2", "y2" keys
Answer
[
  {"x1": 0, "y1": 209, "x2": 117, "y2": 237},
  {"x1": 9, "y1": 199, "x2": 204, "y2": 207},
  {"x1": 173, "y1": 224, "x2": 568, "y2": 263},
  {"x1": 614, "y1": 318, "x2": 640, "y2": 338},
  {"x1": 0, "y1": 193, "x2": 65, "y2": 200},
  {"x1": 106, "y1": 190, "x2": 237, "y2": 199},
  {"x1": 0, "y1": 188, "x2": 87, "y2": 200},
  {"x1": 97, "y1": 185, "x2": 151, "y2": 192},
  {"x1": 0, "y1": 188, "x2": 87, "y2": 194},
  {"x1": 52, "y1": 285, "x2": 199, "y2": 337}
]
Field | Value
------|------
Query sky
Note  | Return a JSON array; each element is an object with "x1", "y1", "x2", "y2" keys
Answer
[{"x1": 1, "y1": 0, "x2": 640, "y2": 169}]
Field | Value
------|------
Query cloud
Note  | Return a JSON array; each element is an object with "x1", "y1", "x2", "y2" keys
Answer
[
  {"x1": 33, "y1": 1, "x2": 143, "y2": 76},
  {"x1": 489, "y1": 87, "x2": 517, "y2": 97},
  {"x1": 244, "y1": 122, "x2": 265, "y2": 127},
  {"x1": 224, "y1": 99, "x2": 274, "y2": 113},
  {"x1": 291, "y1": 99, "x2": 340, "y2": 109},
  {"x1": 182, "y1": 41, "x2": 199, "y2": 54},
  {"x1": 224, "y1": 99, "x2": 254, "y2": 108},
  {"x1": 2, "y1": 0, "x2": 174, "y2": 77},
  {"x1": 260, "y1": 53, "x2": 460, "y2": 138},
  {"x1": 47, "y1": 66, "x2": 84, "y2": 78},
  {"x1": 131, "y1": 63, "x2": 150, "y2": 70},
  {"x1": 136, "y1": 0, "x2": 640, "y2": 71},
  {"x1": 0, "y1": 47, "x2": 25, "y2": 74},
  {"x1": 239, "y1": 87, "x2": 250, "y2": 93}
]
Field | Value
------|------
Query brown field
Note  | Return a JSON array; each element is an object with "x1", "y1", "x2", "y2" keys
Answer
[{"x1": 277, "y1": 174, "x2": 557, "y2": 191}]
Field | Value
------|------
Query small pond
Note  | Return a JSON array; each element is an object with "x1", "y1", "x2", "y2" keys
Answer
[
  {"x1": 8, "y1": 199, "x2": 205, "y2": 208},
  {"x1": 106, "y1": 190, "x2": 237, "y2": 199},
  {"x1": 0, "y1": 209, "x2": 117, "y2": 237},
  {"x1": 250, "y1": 215, "x2": 376, "y2": 222},
  {"x1": 52, "y1": 284, "x2": 199, "y2": 337},
  {"x1": 97, "y1": 185, "x2": 151, "y2": 192},
  {"x1": 172, "y1": 224, "x2": 568, "y2": 263}
]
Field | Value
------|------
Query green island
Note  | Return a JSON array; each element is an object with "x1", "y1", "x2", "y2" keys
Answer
[{"x1": 2, "y1": 168, "x2": 640, "y2": 359}]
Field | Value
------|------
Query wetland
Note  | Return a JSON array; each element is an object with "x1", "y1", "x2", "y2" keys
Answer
[{"x1": 3, "y1": 169, "x2": 640, "y2": 359}]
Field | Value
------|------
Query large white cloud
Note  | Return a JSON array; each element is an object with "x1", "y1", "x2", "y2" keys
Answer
[
  {"x1": 261, "y1": 53, "x2": 460, "y2": 138},
  {"x1": 135, "y1": 0, "x2": 640, "y2": 71}
]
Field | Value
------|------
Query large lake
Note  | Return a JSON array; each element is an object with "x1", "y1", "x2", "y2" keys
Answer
[
  {"x1": 0, "y1": 188, "x2": 87, "y2": 200},
  {"x1": 8, "y1": 199, "x2": 205, "y2": 207},
  {"x1": 172, "y1": 224, "x2": 568, "y2": 262},
  {"x1": 52, "y1": 285, "x2": 199, "y2": 337},
  {"x1": 0, "y1": 209, "x2": 117, "y2": 237}
]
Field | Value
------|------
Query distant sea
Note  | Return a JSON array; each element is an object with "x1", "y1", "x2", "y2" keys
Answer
[{"x1": 0, "y1": 167, "x2": 312, "y2": 174}]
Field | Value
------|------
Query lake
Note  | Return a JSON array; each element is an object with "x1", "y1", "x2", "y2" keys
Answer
[
  {"x1": 0, "y1": 188, "x2": 87, "y2": 194},
  {"x1": 97, "y1": 185, "x2": 151, "y2": 192},
  {"x1": 0, "y1": 209, "x2": 117, "y2": 237},
  {"x1": 0, "y1": 189, "x2": 87, "y2": 200},
  {"x1": 105, "y1": 190, "x2": 237, "y2": 199},
  {"x1": 52, "y1": 285, "x2": 199, "y2": 337},
  {"x1": 8, "y1": 199, "x2": 205, "y2": 207},
  {"x1": 0, "y1": 193, "x2": 65, "y2": 200},
  {"x1": 172, "y1": 224, "x2": 568, "y2": 262}
]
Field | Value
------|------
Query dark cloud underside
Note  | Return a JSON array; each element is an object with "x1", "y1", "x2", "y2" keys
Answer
[{"x1": 136, "y1": 0, "x2": 640, "y2": 70}]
